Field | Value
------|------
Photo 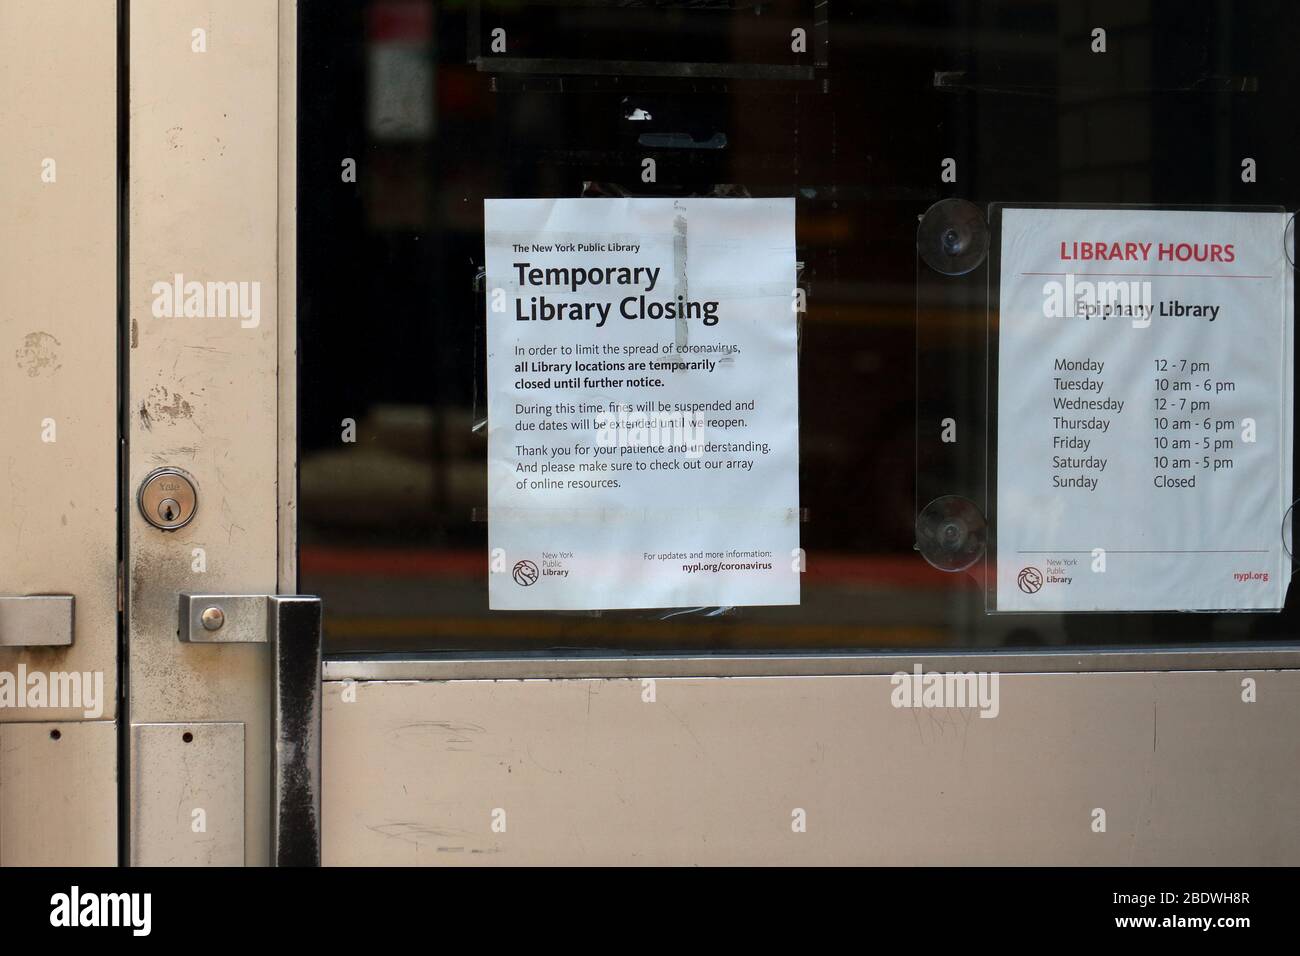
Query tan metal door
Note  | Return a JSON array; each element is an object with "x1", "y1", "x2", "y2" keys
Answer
[
  {"x1": 0, "y1": 0, "x2": 119, "y2": 867},
  {"x1": 3, "y1": 0, "x2": 308, "y2": 867},
  {"x1": 123, "y1": 0, "x2": 305, "y2": 866}
]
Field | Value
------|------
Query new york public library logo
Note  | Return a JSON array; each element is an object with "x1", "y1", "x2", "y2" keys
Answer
[
  {"x1": 150, "y1": 273, "x2": 261, "y2": 329},
  {"x1": 890, "y1": 664, "x2": 1000, "y2": 719},
  {"x1": 0, "y1": 666, "x2": 104, "y2": 718},
  {"x1": 50, "y1": 886, "x2": 151, "y2": 937}
]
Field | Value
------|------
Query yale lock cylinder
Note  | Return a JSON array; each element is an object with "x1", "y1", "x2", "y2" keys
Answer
[{"x1": 138, "y1": 467, "x2": 198, "y2": 530}]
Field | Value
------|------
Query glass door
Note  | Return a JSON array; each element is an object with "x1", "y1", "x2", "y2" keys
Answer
[{"x1": 301, "y1": 1, "x2": 1300, "y2": 865}]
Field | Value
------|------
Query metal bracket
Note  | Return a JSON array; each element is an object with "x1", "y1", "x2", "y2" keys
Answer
[
  {"x1": 0, "y1": 595, "x2": 74, "y2": 647},
  {"x1": 179, "y1": 593, "x2": 272, "y2": 644},
  {"x1": 177, "y1": 592, "x2": 323, "y2": 866}
]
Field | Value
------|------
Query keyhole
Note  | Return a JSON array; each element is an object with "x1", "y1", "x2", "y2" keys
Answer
[{"x1": 139, "y1": 469, "x2": 197, "y2": 531}]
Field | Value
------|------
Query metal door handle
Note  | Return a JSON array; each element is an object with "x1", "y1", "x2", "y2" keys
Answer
[
  {"x1": 177, "y1": 592, "x2": 323, "y2": 866},
  {"x1": 0, "y1": 595, "x2": 74, "y2": 647}
]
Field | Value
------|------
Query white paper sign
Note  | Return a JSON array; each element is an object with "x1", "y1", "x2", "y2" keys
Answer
[
  {"x1": 996, "y1": 207, "x2": 1293, "y2": 611},
  {"x1": 485, "y1": 197, "x2": 800, "y2": 610}
]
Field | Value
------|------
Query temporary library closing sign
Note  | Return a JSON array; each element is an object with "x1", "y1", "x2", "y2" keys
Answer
[
  {"x1": 484, "y1": 197, "x2": 800, "y2": 611},
  {"x1": 996, "y1": 206, "x2": 1294, "y2": 612}
]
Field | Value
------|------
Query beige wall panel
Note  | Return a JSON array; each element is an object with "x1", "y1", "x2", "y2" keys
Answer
[
  {"x1": 130, "y1": 722, "x2": 245, "y2": 866},
  {"x1": 323, "y1": 671, "x2": 1300, "y2": 865},
  {"x1": 129, "y1": 0, "x2": 283, "y2": 866},
  {"x1": 0, "y1": 721, "x2": 117, "y2": 866},
  {"x1": 0, "y1": 0, "x2": 118, "y2": 721}
]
